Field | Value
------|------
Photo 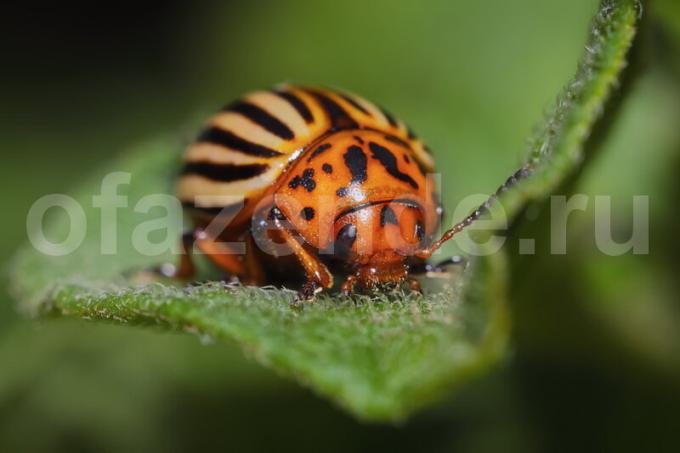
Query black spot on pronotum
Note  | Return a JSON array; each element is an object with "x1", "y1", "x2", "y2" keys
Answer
[
  {"x1": 288, "y1": 175, "x2": 302, "y2": 189},
  {"x1": 403, "y1": 154, "x2": 411, "y2": 164},
  {"x1": 344, "y1": 145, "x2": 368, "y2": 185},
  {"x1": 335, "y1": 223, "x2": 357, "y2": 257},
  {"x1": 300, "y1": 207, "x2": 315, "y2": 221},
  {"x1": 307, "y1": 143, "x2": 332, "y2": 162},
  {"x1": 368, "y1": 142, "x2": 419, "y2": 189},
  {"x1": 322, "y1": 163, "x2": 333, "y2": 174},
  {"x1": 301, "y1": 168, "x2": 316, "y2": 192},
  {"x1": 336, "y1": 187, "x2": 349, "y2": 197},
  {"x1": 380, "y1": 205, "x2": 399, "y2": 226},
  {"x1": 353, "y1": 135, "x2": 365, "y2": 145}
]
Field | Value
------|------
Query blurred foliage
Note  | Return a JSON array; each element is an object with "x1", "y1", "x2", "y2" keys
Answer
[{"x1": 1, "y1": 0, "x2": 680, "y2": 451}]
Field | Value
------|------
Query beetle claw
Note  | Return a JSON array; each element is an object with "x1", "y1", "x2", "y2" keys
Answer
[
  {"x1": 340, "y1": 275, "x2": 358, "y2": 297},
  {"x1": 407, "y1": 278, "x2": 423, "y2": 293},
  {"x1": 293, "y1": 281, "x2": 321, "y2": 305}
]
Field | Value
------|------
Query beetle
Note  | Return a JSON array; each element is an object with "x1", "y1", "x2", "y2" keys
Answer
[{"x1": 168, "y1": 84, "x2": 530, "y2": 299}]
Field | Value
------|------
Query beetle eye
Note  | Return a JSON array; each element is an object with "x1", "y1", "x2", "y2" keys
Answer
[
  {"x1": 334, "y1": 223, "x2": 357, "y2": 258},
  {"x1": 268, "y1": 206, "x2": 286, "y2": 221}
]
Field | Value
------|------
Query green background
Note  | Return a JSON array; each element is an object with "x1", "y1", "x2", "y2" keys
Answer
[{"x1": 1, "y1": 0, "x2": 679, "y2": 451}]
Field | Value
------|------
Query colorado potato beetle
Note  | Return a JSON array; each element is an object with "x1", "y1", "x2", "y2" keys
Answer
[{"x1": 169, "y1": 85, "x2": 529, "y2": 299}]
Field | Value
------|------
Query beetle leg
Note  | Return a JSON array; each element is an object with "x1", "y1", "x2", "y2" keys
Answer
[
  {"x1": 407, "y1": 278, "x2": 422, "y2": 293},
  {"x1": 298, "y1": 280, "x2": 321, "y2": 301},
  {"x1": 156, "y1": 230, "x2": 199, "y2": 279},
  {"x1": 193, "y1": 230, "x2": 247, "y2": 277},
  {"x1": 274, "y1": 220, "x2": 333, "y2": 300},
  {"x1": 240, "y1": 234, "x2": 265, "y2": 286},
  {"x1": 160, "y1": 229, "x2": 247, "y2": 280},
  {"x1": 340, "y1": 275, "x2": 358, "y2": 296}
]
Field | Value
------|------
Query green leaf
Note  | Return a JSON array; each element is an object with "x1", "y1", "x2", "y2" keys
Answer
[
  {"x1": 9, "y1": 0, "x2": 640, "y2": 421},
  {"x1": 10, "y1": 136, "x2": 510, "y2": 422}
]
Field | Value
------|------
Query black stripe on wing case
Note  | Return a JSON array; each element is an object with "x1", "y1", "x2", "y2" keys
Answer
[
  {"x1": 196, "y1": 127, "x2": 283, "y2": 157},
  {"x1": 182, "y1": 162, "x2": 270, "y2": 182},
  {"x1": 181, "y1": 201, "x2": 246, "y2": 217},
  {"x1": 305, "y1": 89, "x2": 359, "y2": 130},
  {"x1": 380, "y1": 106, "x2": 398, "y2": 128},
  {"x1": 407, "y1": 126, "x2": 418, "y2": 140},
  {"x1": 337, "y1": 92, "x2": 370, "y2": 115},
  {"x1": 225, "y1": 101, "x2": 294, "y2": 140},
  {"x1": 344, "y1": 145, "x2": 368, "y2": 184},
  {"x1": 272, "y1": 89, "x2": 314, "y2": 123}
]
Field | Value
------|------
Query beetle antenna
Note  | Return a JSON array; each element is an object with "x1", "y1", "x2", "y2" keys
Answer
[{"x1": 417, "y1": 163, "x2": 533, "y2": 259}]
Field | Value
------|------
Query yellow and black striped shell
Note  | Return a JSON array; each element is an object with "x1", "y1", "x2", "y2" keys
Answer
[
  {"x1": 177, "y1": 85, "x2": 436, "y2": 236},
  {"x1": 176, "y1": 84, "x2": 444, "y2": 271}
]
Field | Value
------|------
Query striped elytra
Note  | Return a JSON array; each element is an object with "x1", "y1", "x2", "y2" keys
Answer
[
  {"x1": 174, "y1": 84, "x2": 446, "y2": 298},
  {"x1": 178, "y1": 85, "x2": 435, "y2": 218}
]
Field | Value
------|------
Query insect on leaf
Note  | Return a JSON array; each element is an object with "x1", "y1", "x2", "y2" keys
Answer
[{"x1": 10, "y1": 0, "x2": 640, "y2": 421}]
